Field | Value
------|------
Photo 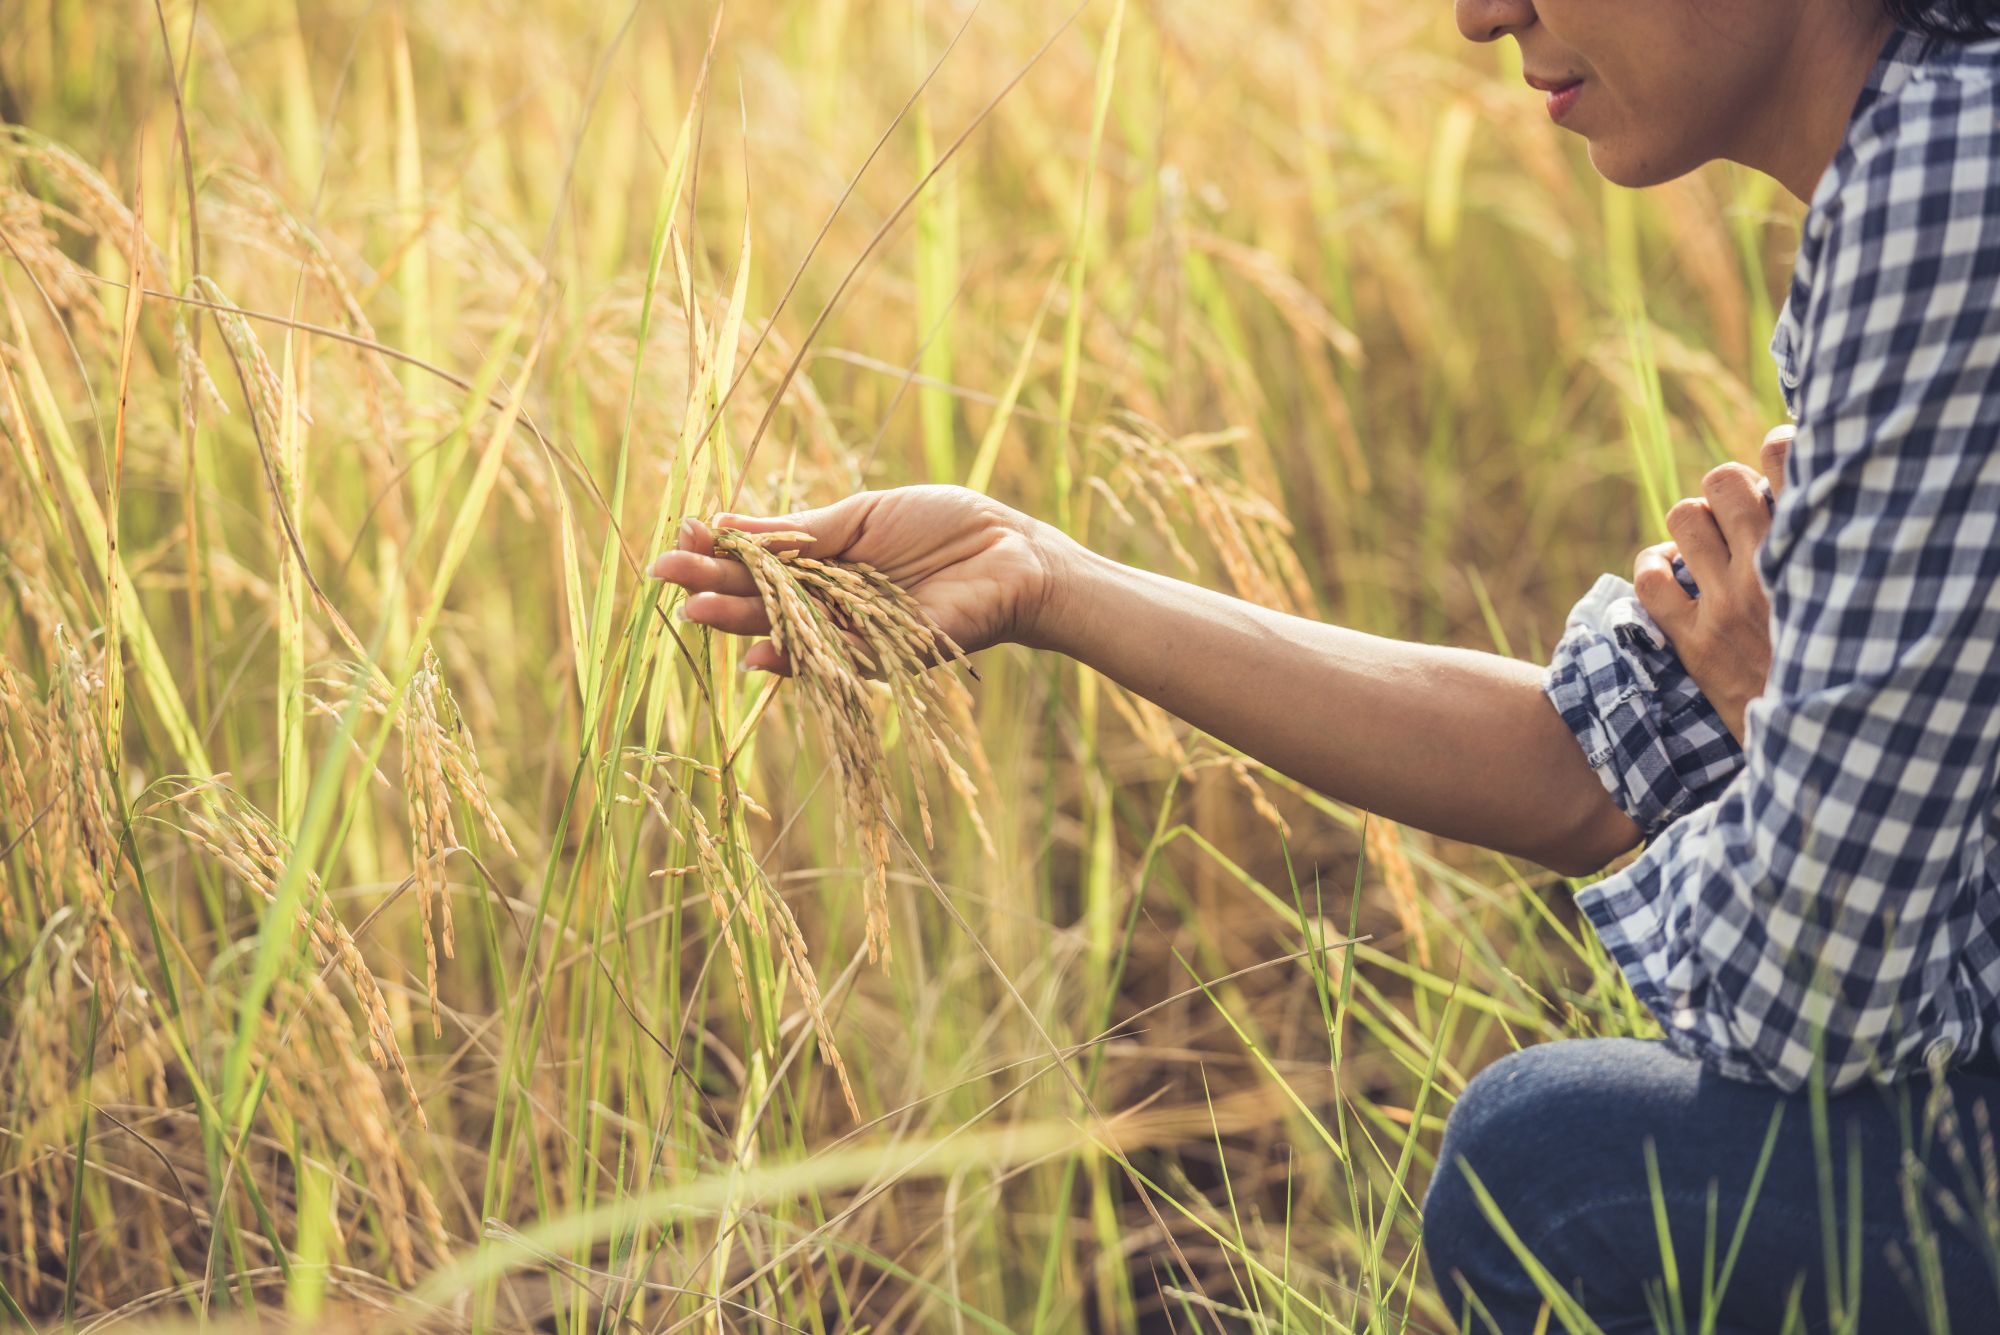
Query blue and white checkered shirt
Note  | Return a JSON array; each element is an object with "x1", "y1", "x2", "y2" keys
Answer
[{"x1": 1545, "y1": 25, "x2": 2000, "y2": 1092}]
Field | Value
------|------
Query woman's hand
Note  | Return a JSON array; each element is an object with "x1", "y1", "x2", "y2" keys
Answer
[
  {"x1": 648, "y1": 485, "x2": 1070, "y2": 674},
  {"x1": 1633, "y1": 425, "x2": 1793, "y2": 745}
]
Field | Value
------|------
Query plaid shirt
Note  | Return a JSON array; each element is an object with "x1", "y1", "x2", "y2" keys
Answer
[{"x1": 1544, "y1": 26, "x2": 2000, "y2": 1092}]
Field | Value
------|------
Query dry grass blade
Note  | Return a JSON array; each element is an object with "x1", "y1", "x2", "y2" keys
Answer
[{"x1": 711, "y1": 527, "x2": 992, "y2": 968}]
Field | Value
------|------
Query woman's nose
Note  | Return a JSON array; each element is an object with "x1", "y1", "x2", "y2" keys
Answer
[{"x1": 1454, "y1": 0, "x2": 1537, "y2": 43}]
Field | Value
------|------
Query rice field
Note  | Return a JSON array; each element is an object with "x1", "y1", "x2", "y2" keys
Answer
[{"x1": 0, "y1": 1, "x2": 1799, "y2": 1329}]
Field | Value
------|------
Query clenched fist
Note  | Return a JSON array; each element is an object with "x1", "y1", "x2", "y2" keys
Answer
[{"x1": 1633, "y1": 425, "x2": 1793, "y2": 745}]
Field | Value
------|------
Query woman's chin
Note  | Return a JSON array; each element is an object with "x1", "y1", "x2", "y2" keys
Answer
[{"x1": 1586, "y1": 137, "x2": 1704, "y2": 191}]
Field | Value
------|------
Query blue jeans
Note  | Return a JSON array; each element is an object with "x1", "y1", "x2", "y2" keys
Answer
[{"x1": 1422, "y1": 1038, "x2": 2000, "y2": 1333}]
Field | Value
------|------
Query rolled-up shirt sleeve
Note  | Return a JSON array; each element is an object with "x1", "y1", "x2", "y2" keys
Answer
[{"x1": 1544, "y1": 563, "x2": 1745, "y2": 838}]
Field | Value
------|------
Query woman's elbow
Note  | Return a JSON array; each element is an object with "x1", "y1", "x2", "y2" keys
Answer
[{"x1": 1536, "y1": 803, "x2": 1642, "y2": 878}]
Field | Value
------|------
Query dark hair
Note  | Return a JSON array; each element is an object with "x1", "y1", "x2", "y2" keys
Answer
[{"x1": 1886, "y1": 1, "x2": 2000, "y2": 37}]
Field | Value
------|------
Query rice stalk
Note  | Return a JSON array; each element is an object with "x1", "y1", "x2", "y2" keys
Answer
[
  {"x1": 0, "y1": 128, "x2": 171, "y2": 279},
  {"x1": 0, "y1": 186, "x2": 103, "y2": 340},
  {"x1": 710, "y1": 525, "x2": 992, "y2": 968},
  {"x1": 161, "y1": 780, "x2": 427, "y2": 1122},
  {"x1": 625, "y1": 757, "x2": 861, "y2": 1121},
  {"x1": 266, "y1": 974, "x2": 449, "y2": 1284},
  {"x1": 46, "y1": 630, "x2": 141, "y2": 1095},
  {"x1": 400, "y1": 647, "x2": 515, "y2": 1039},
  {"x1": 0, "y1": 651, "x2": 51, "y2": 923},
  {"x1": 1094, "y1": 412, "x2": 1313, "y2": 614},
  {"x1": 1364, "y1": 815, "x2": 1430, "y2": 969},
  {"x1": 187, "y1": 275, "x2": 294, "y2": 450}
]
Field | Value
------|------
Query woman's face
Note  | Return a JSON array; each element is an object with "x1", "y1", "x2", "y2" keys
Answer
[{"x1": 1454, "y1": 0, "x2": 1807, "y2": 187}]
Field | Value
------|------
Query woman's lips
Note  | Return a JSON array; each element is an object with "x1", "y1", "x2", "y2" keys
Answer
[
  {"x1": 1544, "y1": 81, "x2": 1584, "y2": 123},
  {"x1": 1525, "y1": 74, "x2": 1586, "y2": 124}
]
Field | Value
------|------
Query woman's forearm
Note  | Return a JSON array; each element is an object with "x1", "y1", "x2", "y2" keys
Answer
[{"x1": 1036, "y1": 543, "x2": 1640, "y2": 875}]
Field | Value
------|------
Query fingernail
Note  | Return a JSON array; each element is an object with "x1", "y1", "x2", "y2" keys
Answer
[
  {"x1": 674, "y1": 605, "x2": 693, "y2": 622},
  {"x1": 678, "y1": 519, "x2": 698, "y2": 547}
]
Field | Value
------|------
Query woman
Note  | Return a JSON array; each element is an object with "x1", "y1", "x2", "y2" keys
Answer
[{"x1": 655, "y1": 1, "x2": 2000, "y2": 1328}]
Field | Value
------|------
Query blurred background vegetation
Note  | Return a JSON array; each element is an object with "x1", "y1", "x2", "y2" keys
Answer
[{"x1": 0, "y1": 0, "x2": 1794, "y2": 1329}]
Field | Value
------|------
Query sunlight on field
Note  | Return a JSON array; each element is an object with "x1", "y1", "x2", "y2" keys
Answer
[{"x1": 0, "y1": 0, "x2": 1792, "y2": 1328}]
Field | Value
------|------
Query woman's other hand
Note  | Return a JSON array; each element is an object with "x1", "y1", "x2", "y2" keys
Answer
[
  {"x1": 648, "y1": 485, "x2": 1070, "y2": 675},
  {"x1": 1633, "y1": 425, "x2": 1793, "y2": 745}
]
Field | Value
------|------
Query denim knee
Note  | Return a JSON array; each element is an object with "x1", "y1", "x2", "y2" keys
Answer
[{"x1": 1422, "y1": 1043, "x2": 1581, "y2": 1312}]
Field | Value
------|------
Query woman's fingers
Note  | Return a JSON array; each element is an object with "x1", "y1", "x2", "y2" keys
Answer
[
  {"x1": 679, "y1": 517, "x2": 715, "y2": 555},
  {"x1": 649, "y1": 549, "x2": 758, "y2": 595},
  {"x1": 1700, "y1": 462, "x2": 1769, "y2": 551},
  {"x1": 1761, "y1": 424, "x2": 1794, "y2": 501},
  {"x1": 741, "y1": 640, "x2": 793, "y2": 676},
  {"x1": 712, "y1": 493, "x2": 875, "y2": 557},
  {"x1": 1665, "y1": 499, "x2": 1728, "y2": 589},
  {"x1": 1633, "y1": 541, "x2": 1696, "y2": 636},
  {"x1": 649, "y1": 517, "x2": 758, "y2": 593},
  {"x1": 680, "y1": 592, "x2": 773, "y2": 637}
]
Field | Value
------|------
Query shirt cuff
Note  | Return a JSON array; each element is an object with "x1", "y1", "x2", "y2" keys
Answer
[{"x1": 1543, "y1": 572, "x2": 1746, "y2": 839}]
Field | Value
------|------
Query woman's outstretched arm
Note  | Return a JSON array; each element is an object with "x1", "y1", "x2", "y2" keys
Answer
[
  {"x1": 652, "y1": 485, "x2": 1640, "y2": 876},
  {"x1": 1041, "y1": 542, "x2": 1640, "y2": 875}
]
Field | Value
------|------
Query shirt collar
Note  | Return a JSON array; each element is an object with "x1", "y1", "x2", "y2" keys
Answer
[{"x1": 1854, "y1": 24, "x2": 1936, "y2": 121}]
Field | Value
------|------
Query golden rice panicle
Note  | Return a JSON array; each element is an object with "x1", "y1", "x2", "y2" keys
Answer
[
  {"x1": 0, "y1": 186, "x2": 102, "y2": 338},
  {"x1": 264, "y1": 976, "x2": 447, "y2": 1285},
  {"x1": 188, "y1": 275, "x2": 291, "y2": 447},
  {"x1": 1364, "y1": 814, "x2": 1431, "y2": 968},
  {"x1": 166, "y1": 781, "x2": 426, "y2": 1123},
  {"x1": 173, "y1": 298, "x2": 230, "y2": 441},
  {"x1": 1219, "y1": 755, "x2": 1292, "y2": 841},
  {"x1": 757, "y1": 861, "x2": 863, "y2": 1121},
  {"x1": 0, "y1": 651, "x2": 51, "y2": 926},
  {"x1": 306, "y1": 659, "x2": 399, "y2": 784},
  {"x1": 403, "y1": 652, "x2": 456, "y2": 1039},
  {"x1": 935, "y1": 681, "x2": 999, "y2": 856},
  {"x1": 399, "y1": 647, "x2": 515, "y2": 1041},
  {"x1": 4, "y1": 920, "x2": 81, "y2": 1306},
  {"x1": 209, "y1": 172, "x2": 415, "y2": 482},
  {"x1": 1095, "y1": 413, "x2": 1314, "y2": 614},
  {"x1": 627, "y1": 767, "x2": 761, "y2": 1027},
  {"x1": 1103, "y1": 683, "x2": 1198, "y2": 781},
  {"x1": 46, "y1": 630, "x2": 145, "y2": 1094},
  {"x1": 823, "y1": 555, "x2": 996, "y2": 858},
  {"x1": 713, "y1": 529, "x2": 900, "y2": 963},
  {"x1": 427, "y1": 661, "x2": 517, "y2": 860},
  {"x1": 628, "y1": 756, "x2": 862, "y2": 1122},
  {"x1": 215, "y1": 171, "x2": 381, "y2": 350},
  {"x1": 0, "y1": 129, "x2": 161, "y2": 271},
  {"x1": 711, "y1": 527, "x2": 993, "y2": 968},
  {"x1": 0, "y1": 130, "x2": 163, "y2": 361}
]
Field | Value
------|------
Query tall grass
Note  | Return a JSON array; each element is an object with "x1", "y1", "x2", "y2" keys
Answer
[{"x1": 0, "y1": 0, "x2": 1836, "y2": 1329}]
